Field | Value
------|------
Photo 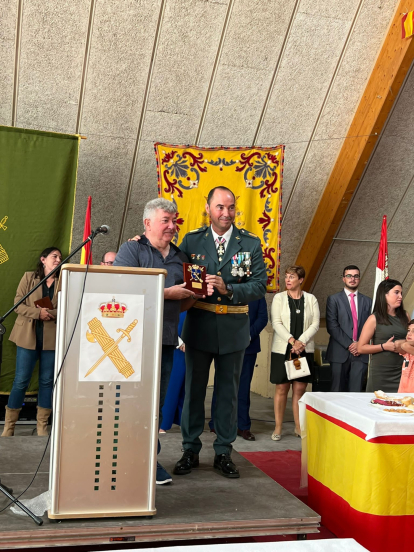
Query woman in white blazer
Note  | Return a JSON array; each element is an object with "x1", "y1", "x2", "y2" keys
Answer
[{"x1": 270, "y1": 265, "x2": 320, "y2": 441}]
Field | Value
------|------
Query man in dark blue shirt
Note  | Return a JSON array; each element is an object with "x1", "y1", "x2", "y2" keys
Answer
[{"x1": 114, "y1": 198, "x2": 196, "y2": 485}]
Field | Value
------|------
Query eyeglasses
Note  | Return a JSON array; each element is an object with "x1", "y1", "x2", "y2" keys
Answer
[
  {"x1": 344, "y1": 274, "x2": 360, "y2": 279},
  {"x1": 103, "y1": 261, "x2": 114, "y2": 265}
]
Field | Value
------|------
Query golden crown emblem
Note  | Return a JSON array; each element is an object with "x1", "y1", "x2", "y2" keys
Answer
[{"x1": 99, "y1": 297, "x2": 127, "y2": 318}]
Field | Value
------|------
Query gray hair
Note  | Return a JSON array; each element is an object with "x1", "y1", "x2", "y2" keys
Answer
[{"x1": 143, "y1": 198, "x2": 177, "y2": 225}]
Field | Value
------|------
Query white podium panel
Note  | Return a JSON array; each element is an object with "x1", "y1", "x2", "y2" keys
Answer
[{"x1": 49, "y1": 265, "x2": 166, "y2": 519}]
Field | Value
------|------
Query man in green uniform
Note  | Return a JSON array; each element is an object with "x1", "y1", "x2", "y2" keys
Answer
[{"x1": 173, "y1": 186, "x2": 267, "y2": 478}]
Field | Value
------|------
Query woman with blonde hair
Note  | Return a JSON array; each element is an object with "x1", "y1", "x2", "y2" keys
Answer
[{"x1": 270, "y1": 265, "x2": 320, "y2": 440}]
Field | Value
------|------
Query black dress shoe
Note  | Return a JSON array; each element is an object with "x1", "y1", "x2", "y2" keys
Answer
[
  {"x1": 213, "y1": 454, "x2": 240, "y2": 478},
  {"x1": 173, "y1": 450, "x2": 199, "y2": 475},
  {"x1": 237, "y1": 429, "x2": 255, "y2": 441}
]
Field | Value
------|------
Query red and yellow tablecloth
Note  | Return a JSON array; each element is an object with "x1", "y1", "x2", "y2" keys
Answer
[{"x1": 300, "y1": 393, "x2": 414, "y2": 552}]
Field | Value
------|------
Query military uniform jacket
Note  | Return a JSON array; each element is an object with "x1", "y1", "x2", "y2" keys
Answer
[{"x1": 179, "y1": 224, "x2": 267, "y2": 355}]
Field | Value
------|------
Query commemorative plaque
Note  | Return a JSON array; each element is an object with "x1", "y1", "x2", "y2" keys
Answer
[{"x1": 183, "y1": 262, "x2": 208, "y2": 296}]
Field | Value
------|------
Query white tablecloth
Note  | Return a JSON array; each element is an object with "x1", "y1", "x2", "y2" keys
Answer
[
  {"x1": 298, "y1": 392, "x2": 414, "y2": 486},
  {"x1": 299, "y1": 392, "x2": 414, "y2": 441},
  {"x1": 111, "y1": 539, "x2": 368, "y2": 551}
]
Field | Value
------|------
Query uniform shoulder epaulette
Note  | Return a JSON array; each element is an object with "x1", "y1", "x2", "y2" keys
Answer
[
  {"x1": 240, "y1": 229, "x2": 259, "y2": 239},
  {"x1": 189, "y1": 226, "x2": 206, "y2": 233}
]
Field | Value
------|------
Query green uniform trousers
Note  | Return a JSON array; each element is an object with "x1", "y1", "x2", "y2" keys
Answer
[{"x1": 181, "y1": 345, "x2": 245, "y2": 455}]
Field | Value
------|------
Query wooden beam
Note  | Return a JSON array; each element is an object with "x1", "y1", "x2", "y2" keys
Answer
[{"x1": 296, "y1": 1, "x2": 414, "y2": 290}]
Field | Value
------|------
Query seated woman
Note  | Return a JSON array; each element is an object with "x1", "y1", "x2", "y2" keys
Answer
[
  {"x1": 358, "y1": 279, "x2": 409, "y2": 393},
  {"x1": 1, "y1": 247, "x2": 61, "y2": 437},
  {"x1": 270, "y1": 265, "x2": 320, "y2": 441}
]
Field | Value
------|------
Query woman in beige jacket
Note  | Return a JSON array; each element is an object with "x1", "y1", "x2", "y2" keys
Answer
[
  {"x1": 1, "y1": 247, "x2": 61, "y2": 437},
  {"x1": 270, "y1": 265, "x2": 320, "y2": 441}
]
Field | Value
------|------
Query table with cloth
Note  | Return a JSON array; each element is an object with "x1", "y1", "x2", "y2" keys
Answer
[{"x1": 299, "y1": 392, "x2": 414, "y2": 552}]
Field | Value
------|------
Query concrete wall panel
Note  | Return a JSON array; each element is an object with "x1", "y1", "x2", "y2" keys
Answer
[
  {"x1": 280, "y1": 138, "x2": 345, "y2": 272},
  {"x1": 80, "y1": 0, "x2": 162, "y2": 138},
  {"x1": 258, "y1": 9, "x2": 354, "y2": 145},
  {"x1": 123, "y1": 0, "x2": 230, "y2": 241},
  {"x1": 337, "y1": 136, "x2": 414, "y2": 241},
  {"x1": 0, "y1": 0, "x2": 17, "y2": 125},
  {"x1": 312, "y1": 240, "x2": 377, "y2": 313},
  {"x1": 17, "y1": 0, "x2": 90, "y2": 132},
  {"x1": 71, "y1": 135, "x2": 135, "y2": 262},
  {"x1": 314, "y1": 0, "x2": 399, "y2": 141},
  {"x1": 147, "y1": 0, "x2": 229, "y2": 116},
  {"x1": 200, "y1": 0, "x2": 296, "y2": 146}
]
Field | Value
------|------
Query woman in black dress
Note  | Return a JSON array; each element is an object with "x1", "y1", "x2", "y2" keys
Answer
[{"x1": 270, "y1": 266, "x2": 320, "y2": 441}]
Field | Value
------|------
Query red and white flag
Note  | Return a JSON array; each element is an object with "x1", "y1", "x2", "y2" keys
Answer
[
  {"x1": 80, "y1": 196, "x2": 92, "y2": 265},
  {"x1": 372, "y1": 215, "x2": 388, "y2": 310}
]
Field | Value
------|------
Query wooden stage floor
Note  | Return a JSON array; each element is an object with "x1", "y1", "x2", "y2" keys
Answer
[{"x1": 0, "y1": 432, "x2": 320, "y2": 549}]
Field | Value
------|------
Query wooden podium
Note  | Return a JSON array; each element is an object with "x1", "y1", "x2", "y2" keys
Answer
[{"x1": 48, "y1": 264, "x2": 166, "y2": 519}]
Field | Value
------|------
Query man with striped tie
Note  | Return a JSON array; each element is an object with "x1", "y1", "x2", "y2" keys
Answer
[{"x1": 174, "y1": 186, "x2": 267, "y2": 479}]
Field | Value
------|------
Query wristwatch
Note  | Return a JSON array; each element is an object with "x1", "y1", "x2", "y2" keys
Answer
[{"x1": 226, "y1": 283, "x2": 234, "y2": 300}]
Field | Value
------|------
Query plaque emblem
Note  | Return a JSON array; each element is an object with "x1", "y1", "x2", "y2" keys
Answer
[{"x1": 84, "y1": 317, "x2": 137, "y2": 379}]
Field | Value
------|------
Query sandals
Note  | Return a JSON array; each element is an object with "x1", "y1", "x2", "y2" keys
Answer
[{"x1": 271, "y1": 433, "x2": 281, "y2": 441}]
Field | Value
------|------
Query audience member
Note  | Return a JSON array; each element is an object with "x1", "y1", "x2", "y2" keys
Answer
[
  {"x1": 270, "y1": 265, "x2": 320, "y2": 441},
  {"x1": 2, "y1": 247, "x2": 61, "y2": 437},
  {"x1": 100, "y1": 251, "x2": 116, "y2": 265},
  {"x1": 114, "y1": 198, "x2": 197, "y2": 484},
  {"x1": 209, "y1": 296, "x2": 268, "y2": 441},
  {"x1": 173, "y1": 186, "x2": 267, "y2": 479},
  {"x1": 358, "y1": 279, "x2": 409, "y2": 393},
  {"x1": 326, "y1": 265, "x2": 372, "y2": 391}
]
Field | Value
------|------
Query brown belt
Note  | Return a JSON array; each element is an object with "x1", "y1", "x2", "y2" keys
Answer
[{"x1": 193, "y1": 301, "x2": 249, "y2": 315}]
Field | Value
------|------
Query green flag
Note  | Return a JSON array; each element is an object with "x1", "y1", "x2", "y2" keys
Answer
[{"x1": 0, "y1": 126, "x2": 79, "y2": 394}]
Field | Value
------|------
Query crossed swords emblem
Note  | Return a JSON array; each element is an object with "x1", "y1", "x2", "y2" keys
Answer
[{"x1": 85, "y1": 317, "x2": 138, "y2": 378}]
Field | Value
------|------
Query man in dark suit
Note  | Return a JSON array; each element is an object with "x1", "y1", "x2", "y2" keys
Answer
[
  {"x1": 209, "y1": 296, "x2": 268, "y2": 441},
  {"x1": 326, "y1": 265, "x2": 372, "y2": 392},
  {"x1": 173, "y1": 186, "x2": 267, "y2": 478}
]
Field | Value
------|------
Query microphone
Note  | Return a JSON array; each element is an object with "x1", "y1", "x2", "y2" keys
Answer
[{"x1": 95, "y1": 225, "x2": 110, "y2": 235}]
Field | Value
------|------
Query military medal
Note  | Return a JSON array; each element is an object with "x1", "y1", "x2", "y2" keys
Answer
[
  {"x1": 231, "y1": 255, "x2": 239, "y2": 277},
  {"x1": 237, "y1": 253, "x2": 245, "y2": 277},
  {"x1": 244, "y1": 252, "x2": 252, "y2": 277}
]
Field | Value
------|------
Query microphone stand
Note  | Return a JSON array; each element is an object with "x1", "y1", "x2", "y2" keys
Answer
[
  {"x1": 0, "y1": 479, "x2": 43, "y2": 526},
  {"x1": 0, "y1": 227, "x2": 104, "y2": 524}
]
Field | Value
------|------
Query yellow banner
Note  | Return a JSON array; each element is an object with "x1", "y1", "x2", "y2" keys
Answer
[
  {"x1": 306, "y1": 409, "x2": 414, "y2": 516},
  {"x1": 155, "y1": 143, "x2": 284, "y2": 292}
]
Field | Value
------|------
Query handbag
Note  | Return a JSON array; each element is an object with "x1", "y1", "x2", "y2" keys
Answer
[{"x1": 285, "y1": 351, "x2": 310, "y2": 380}]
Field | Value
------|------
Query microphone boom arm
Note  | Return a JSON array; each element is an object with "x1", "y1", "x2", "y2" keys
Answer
[{"x1": 0, "y1": 228, "x2": 103, "y2": 328}]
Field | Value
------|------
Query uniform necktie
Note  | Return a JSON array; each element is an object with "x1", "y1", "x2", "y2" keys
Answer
[
  {"x1": 216, "y1": 236, "x2": 226, "y2": 261},
  {"x1": 350, "y1": 293, "x2": 358, "y2": 341}
]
